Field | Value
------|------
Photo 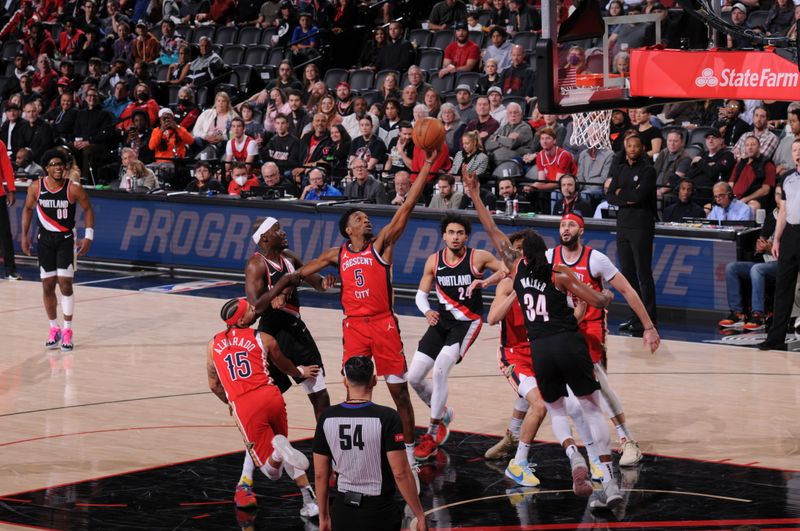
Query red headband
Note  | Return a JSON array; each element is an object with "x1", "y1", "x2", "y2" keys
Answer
[
  {"x1": 224, "y1": 298, "x2": 249, "y2": 326},
  {"x1": 562, "y1": 213, "x2": 585, "y2": 229}
]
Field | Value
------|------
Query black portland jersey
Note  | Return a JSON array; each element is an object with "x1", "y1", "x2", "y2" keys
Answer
[
  {"x1": 434, "y1": 247, "x2": 483, "y2": 321},
  {"x1": 255, "y1": 253, "x2": 301, "y2": 333},
  {"x1": 36, "y1": 178, "x2": 76, "y2": 233},
  {"x1": 512, "y1": 259, "x2": 577, "y2": 339}
]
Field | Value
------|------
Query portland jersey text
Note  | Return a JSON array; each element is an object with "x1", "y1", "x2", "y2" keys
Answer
[
  {"x1": 37, "y1": 178, "x2": 76, "y2": 233},
  {"x1": 211, "y1": 328, "x2": 273, "y2": 402},
  {"x1": 339, "y1": 242, "x2": 393, "y2": 317},
  {"x1": 434, "y1": 247, "x2": 483, "y2": 321},
  {"x1": 512, "y1": 259, "x2": 577, "y2": 339}
]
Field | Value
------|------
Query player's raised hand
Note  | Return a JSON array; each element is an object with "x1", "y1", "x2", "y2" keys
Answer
[
  {"x1": 321, "y1": 274, "x2": 338, "y2": 290},
  {"x1": 423, "y1": 147, "x2": 438, "y2": 161},
  {"x1": 643, "y1": 328, "x2": 660, "y2": 354},
  {"x1": 425, "y1": 310, "x2": 440, "y2": 326},
  {"x1": 461, "y1": 164, "x2": 478, "y2": 193},
  {"x1": 76, "y1": 238, "x2": 92, "y2": 256}
]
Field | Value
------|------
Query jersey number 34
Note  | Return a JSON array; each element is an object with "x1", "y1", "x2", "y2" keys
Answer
[{"x1": 523, "y1": 293, "x2": 550, "y2": 322}]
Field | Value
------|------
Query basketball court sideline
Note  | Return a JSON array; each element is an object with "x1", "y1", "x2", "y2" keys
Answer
[{"x1": 1, "y1": 276, "x2": 798, "y2": 529}]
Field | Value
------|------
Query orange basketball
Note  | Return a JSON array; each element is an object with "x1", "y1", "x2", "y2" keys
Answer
[{"x1": 413, "y1": 117, "x2": 446, "y2": 152}]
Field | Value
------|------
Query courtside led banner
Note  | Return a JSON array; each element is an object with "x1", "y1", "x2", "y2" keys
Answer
[{"x1": 630, "y1": 49, "x2": 800, "y2": 100}]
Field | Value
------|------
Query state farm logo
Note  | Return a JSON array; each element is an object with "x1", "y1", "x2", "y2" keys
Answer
[
  {"x1": 695, "y1": 68, "x2": 719, "y2": 87},
  {"x1": 694, "y1": 67, "x2": 798, "y2": 88}
]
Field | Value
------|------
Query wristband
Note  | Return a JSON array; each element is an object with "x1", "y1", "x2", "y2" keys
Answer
[
  {"x1": 297, "y1": 366, "x2": 305, "y2": 378},
  {"x1": 84, "y1": 228, "x2": 94, "y2": 240},
  {"x1": 425, "y1": 159, "x2": 435, "y2": 164},
  {"x1": 415, "y1": 289, "x2": 432, "y2": 315}
]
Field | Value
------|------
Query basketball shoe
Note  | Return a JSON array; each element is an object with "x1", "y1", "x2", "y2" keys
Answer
[
  {"x1": 234, "y1": 479, "x2": 257, "y2": 509},
  {"x1": 485, "y1": 430, "x2": 518, "y2": 460},
  {"x1": 718, "y1": 311, "x2": 747, "y2": 328},
  {"x1": 45, "y1": 327, "x2": 61, "y2": 349},
  {"x1": 569, "y1": 453, "x2": 593, "y2": 497},
  {"x1": 589, "y1": 480, "x2": 623, "y2": 510},
  {"x1": 61, "y1": 329, "x2": 74, "y2": 352},
  {"x1": 414, "y1": 433, "x2": 438, "y2": 461},
  {"x1": 271, "y1": 435, "x2": 309, "y2": 471},
  {"x1": 619, "y1": 440, "x2": 642, "y2": 467},
  {"x1": 505, "y1": 459, "x2": 541, "y2": 487}
]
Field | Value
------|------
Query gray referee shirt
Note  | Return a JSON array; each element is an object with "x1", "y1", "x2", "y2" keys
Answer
[
  {"x1": 313, "y1": 401, "x2": 405, "y2": 497},
  {"x1": 782, "y1": 171, "x2": 800, "y2": 225}
]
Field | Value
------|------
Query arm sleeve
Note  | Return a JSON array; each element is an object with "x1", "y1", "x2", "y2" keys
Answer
[
  {"x1": 311, "y1": 415, "x2": 332, "y2": 456},
  {"x1": 589, "y1": 250, "x2": 619, "y2": 282}
]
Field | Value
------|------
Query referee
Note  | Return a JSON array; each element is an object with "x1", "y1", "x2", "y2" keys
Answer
[
  {"x1": 313, "y1": 356, "x2": 427, "y2": 531},
  {"x1": 759, "y1": 139, "x2": 800, "y2": 351}
]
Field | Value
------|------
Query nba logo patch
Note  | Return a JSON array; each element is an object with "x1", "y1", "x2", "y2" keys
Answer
[{"x1": 394, "y1": 433, "x2": 404, "y2": 442}]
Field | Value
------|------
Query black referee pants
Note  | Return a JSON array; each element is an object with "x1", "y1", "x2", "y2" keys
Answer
[
  {"x1": 332, "y1": 494, "x2": 401, "y2": 531},
  {"x1": 764, "y1": 224, "x2": 800, "y2": 346},
  {"x1": 616, "y1": 226, "x2": 657, "y2": 324},
  {"x1": 0, "y1": 199, "x2": 16, "y2": 276}
]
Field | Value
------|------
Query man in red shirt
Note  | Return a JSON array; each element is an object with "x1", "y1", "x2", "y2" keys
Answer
[
  {"x1": 523, "y1": 127, "x2": 577, "y2": 213},
  {"x1": 438, "y1": 22, "x2": 480, "y2": 78},
  {"x1": 228, "y1": 162, "x2": 261, "y2": 196},
  {"x1": 0, "y1": 140, "x2": 18, "y2": 280},
  {"x1": 296, "y1": 149, "x2": 437, "y2": 468},
  {"x1": 729, "y1": 135, "x2": 776, "y2": 210}
]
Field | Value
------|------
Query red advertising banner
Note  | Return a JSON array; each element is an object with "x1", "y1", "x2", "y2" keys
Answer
[{"x1": 630, "y1": 48, "x2": 800, "y2": 100}]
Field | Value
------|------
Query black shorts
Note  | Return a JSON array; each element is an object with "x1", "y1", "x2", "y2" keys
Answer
[
  {"x1": 258, "y1": 313, "x2": 325, "y2": 394},
  {"x1": 530, "y1": 331, "x2": 599, "y2": 403},
  {"x1": 417, "y1": 318, "x2": 482, "y2": 363},
  {"x1": 38, "y1": 231, "x2": 74, "y2": 278},
  {"x1": 331, "y1": 493, "x2": 400, "y2": 531}
]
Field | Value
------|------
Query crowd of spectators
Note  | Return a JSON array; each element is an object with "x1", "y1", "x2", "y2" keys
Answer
[{"x1": 0, "y1": 0, "x2": 795, "y2": 221}]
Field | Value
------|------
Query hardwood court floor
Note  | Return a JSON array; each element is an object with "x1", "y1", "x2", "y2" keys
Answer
[{"x1": 1, "y1": 280, "x2": 798, "y2": 518}]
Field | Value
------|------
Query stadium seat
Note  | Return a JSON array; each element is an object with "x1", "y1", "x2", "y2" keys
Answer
[
  {"x1": 688, "y1": 126, "x2": 719, "y2": 147},
  {"x1": 408, "y1": 28, "x2": 432, "y2": 48},
  {"x1": 512, "y1": 31, "x2": 538, "y2": 52},
  {"x1": 222, "y1": 45, "x2": 246, "y2": 66},
  {"x1": 493, "y1": 159, "x2": 526, "y2": 179},
  {"x1": 349, "y1": 69, "x2": 375, "y2": 91},
  {"x1": 150, "y1": 25, "x2": 163, "y2": 40},
  {"x1": 175, "y1": 24, "x2": 193, "y2": 43},
  {"x1": 747, "y1": 9, "x2": 769, "y2": 29},
  {"x1": 1, "y1": 41, "x2": 21, "y2": 60},
  {"x1": 267, "y1": 47, "x2": 286, "y2": 66},
  {"x1": 156, "y1": 63, "x2": 170, "y2": 82},
  {"x1": 431, "y1": 30, "x2": 454, "y2": 49},
  {"x1": 237, "y1": 26, "x2": 263, "y2": 46},
  {"x1": 215, "y1": 26, "x2": 238, "y2": 45},
  {"x1": 469, "y1": 31, "x2": 485, "y2": 49},
  {"x1": 662, "y1": 126, "x2": 689, "y2": 147},
  {"x1": 430, "y1": 73, "x2": 456, "y2": 94},
  {"x1": 418, "y1": 48, "x2": 444, "y2": 72},
  {"x1": 238, "y1": 45, "x2": 265, "y2": 66},
  {"x1": 72, "y1": 60, "x2": 87, "y2": 77},
  {"x1": 455, "y1": 71, "x2": 480, "y2": 90},
  {"x1": 262, "y1": 27, "x2": 279, "y2": 45},
  {"x1": 361, "y1": 90, "x2": 381, "y2": 106},
  {"x1": 324, "y1": 68, "x2": 349, "y2": 90},
  {"x1": 477, "y1": 11, "x2": 492, "y2": 26},
  {"x1": 191, "y1": 25, "x2": 215, "y2": 44},
  {"x1": 374, "y1": 69, "x2": 400, "y2": 90},
  {"x1": 683, "y1": 145, "x2": 703, "y2": 160}
]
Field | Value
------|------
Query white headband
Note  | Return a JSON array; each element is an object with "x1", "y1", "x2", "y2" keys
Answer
[{"x1": 252, "y1": 217, "x2": 278, "y2": 244}]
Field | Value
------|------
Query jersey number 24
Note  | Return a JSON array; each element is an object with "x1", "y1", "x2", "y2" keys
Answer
[{"x1": 523, "y1": 293, "x2": 549, "y2": 322}]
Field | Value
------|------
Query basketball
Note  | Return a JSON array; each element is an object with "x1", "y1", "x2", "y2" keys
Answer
[{"x1": 413, "y1": 117, "x2": 445, "y2": 152}]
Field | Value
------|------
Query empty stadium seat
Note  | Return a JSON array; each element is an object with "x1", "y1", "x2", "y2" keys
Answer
[
  {"x1": 324, "y1": 68, "x2": 349, "y2": 90},
  {"x1": 244, "y1": 45, "x2": 270, "y2": 65},
  {"x1": 430, "y1": 73, "x2": 455, "y2": 94},
  {"x1": 215, "y1": 26, "x2": 238, "y2": 45},
  {"x1": 431, "y1": 30, "x2": 454, "y2": 49},
  {"x1": 747, "y1": 9, "x2": 769, "y2": 29},
  {"x1": 222, "y1": 45, "x2": 245, "y2": 65},
  {"x1": 408, "y1": 28, "x2": 432, "y2": 48},
  {"x1": 512, "y1": 31, "x2": 538, "y2": 52},
  {"x1": 237, "y1": 26, "x2": 263, "y2": 46},
  {"x1": 267, "y1": 47, "x2": 286, "y2": 66},
  {"x1": 455, "y1": 72, "x2": 480, "y2": 90},
  {"x1": 418, "y1": 48, "x2": 444, "y2": 72},
  {"x1": 349, "y1": 69, "x2": 375, "y2": 91}
]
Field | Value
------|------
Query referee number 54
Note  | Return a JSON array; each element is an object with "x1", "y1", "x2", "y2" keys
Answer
[{"x1": 339, "y1": 424, "x2": 365, "y2": 450}]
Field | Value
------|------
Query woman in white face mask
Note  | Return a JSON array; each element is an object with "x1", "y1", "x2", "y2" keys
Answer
[{"x1": 227, "y1": 162, "x2": 258, "y2": 197}]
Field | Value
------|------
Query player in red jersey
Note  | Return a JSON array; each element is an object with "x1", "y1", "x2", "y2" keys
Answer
[
  {"x1": 547, "y1": 212, "x2": 659, "y2": 467},
  {"x1": 21, "y1": 149, "x2": 94, "y2": 353},
  {"x1": 207, "y1": 291, "x2": 321, "y2": 518},
  {"x1": 296, "y1": 148, "x2": 438, "y2": 466}
]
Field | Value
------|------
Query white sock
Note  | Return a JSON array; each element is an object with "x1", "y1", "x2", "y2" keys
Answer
[
  {"x1": 514, "y1": 441, "x2": 531, "y2": 463},
  {"x1": 63, "y1": 321, "x2": 72, "y2": 330},
  {"x1": 405, "y1": 443, "x2": 415, "y2": 464},
  {"x1": 600, "y1": 460, "x2": 615, "y2": 485},
  {"x1": 240, "y1": 452, "x2": 255, "y2": 484},
  {"x1": 616, "y1": 423, "x2": 632, "y2": 443},
  {"x1": 49, "y1": 319, "x2": 59, "y2": 328},
  {"x1": 509, "y1": 416, "x2": 523, "y2": 437},
  {"x1": 565, "y1": 444, "x2": 579, "y2": 459},
  {"x1": 300, "y1": 485, "x2": 315, "y2": 504}
]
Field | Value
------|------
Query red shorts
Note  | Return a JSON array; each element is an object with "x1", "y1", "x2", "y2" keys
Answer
[
  {"x1": 342, "y1": 313, "x2": 406, "y2": 377},
  {"x1": 231, "y1": 386, "x2": 288, "y2": 467},
  {"x1": 497, "y1": 345, "x2": 535, "y2": 394},
  {"x1": 579, "y1": 319, "x2": 607, "y2": 365}
]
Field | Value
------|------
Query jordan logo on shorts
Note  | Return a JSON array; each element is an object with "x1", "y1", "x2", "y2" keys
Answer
[{"x1": 387, "y1": 323, "x2": 395, "y2": 331}]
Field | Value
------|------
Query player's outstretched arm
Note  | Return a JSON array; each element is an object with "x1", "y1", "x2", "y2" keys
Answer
[
  {"x1": 260, "y1": 331, "x2": 321, "y2": 380},
  {"x1": 285, "y1": 249, "x2": 337, "y2": 291},
  {"x1": 206, "y1": 340, "x2": 228, "y2": 405},
  {"x1": 461, "y1": 166, "x2": 516, "y2": 269},
  {"x1": 296, "y1": 246, "x2": 340, "y2": 280},
  {"x1": 72, "y1": 183, "x2": 94, "y2": 256},
  {"x1": 376, "y1": 151, "x2": 436, "y2": 252},
  {"x1": 20, "y1": 179, "x2": 39, "y2": 256},
  {"x1": 487, "y1": 278, "x2": 516, "y2": 325},
  {"x1": 554, "y1": 264, "x2": 613, "y2": 309},
  {"x1": 387, "y1": 450, "x2": 428, "y2": 531},
  {"x1": 608, "y1": 274, "x2": 660, "y2": 353}
]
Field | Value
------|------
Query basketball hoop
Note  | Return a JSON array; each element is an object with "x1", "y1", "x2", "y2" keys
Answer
[{"x1": 570, "y1": 108, "x2": 613, "y2": 150}]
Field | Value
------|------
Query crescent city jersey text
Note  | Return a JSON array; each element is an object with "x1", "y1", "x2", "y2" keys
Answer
[
  {"x1": 257, "y1": 253, "x2": 300, "y2": 318},
  {"x1": 211, "y1": 328, "x2": 273, "y2": 403},
  {"x1": 37, "y1": 178, "x2": 76, "y2": 233},
  {"x1": 339, "y1": 242, "x2": 393, "y2": 317},
  {"x1": 434, "y1": 247, "x2": 483, "y2": 321}
]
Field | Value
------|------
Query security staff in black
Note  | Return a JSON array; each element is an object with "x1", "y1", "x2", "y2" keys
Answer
[
  {"x1": 759, "y1": 139, "x2": 800, "y2": 351},
  {"x1": 313, "y1": 356, "x2": 428, "y2": 531},
  {"x1": 245, "y1": 218, "x2": 332, "y2": 418},
  {"x1": 607, "y1": 133, "x2": 658, "y2": 333},
  {"x1": 409, "y1": 214, "x2": 504, "y2": 461}
]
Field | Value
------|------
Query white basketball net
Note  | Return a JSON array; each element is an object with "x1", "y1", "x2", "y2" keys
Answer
[{"x1": 570, "y1": 109, "x2": 613, "y2": 150}]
